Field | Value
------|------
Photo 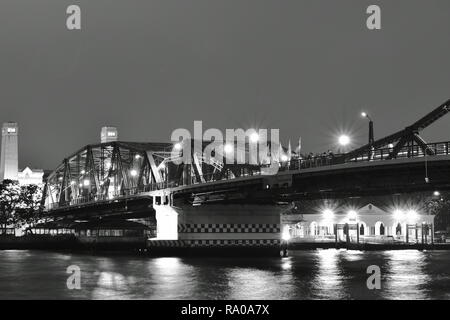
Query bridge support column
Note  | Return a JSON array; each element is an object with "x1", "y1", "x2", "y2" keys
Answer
[
  {"x1": 154, "y1": 205, "x2": 179, "y2": 240},
  {"x1": 176, "y1": 204, "x2": 283, "y2": 249}
]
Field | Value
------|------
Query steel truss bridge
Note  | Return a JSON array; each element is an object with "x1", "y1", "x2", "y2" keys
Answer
[{"x1": 43, "y1": 99, "x2": 450, "y2": 216}]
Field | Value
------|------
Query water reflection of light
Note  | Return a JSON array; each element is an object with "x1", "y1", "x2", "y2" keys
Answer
[
  {"x1": 144, "y1": 257, "x2": 198, "y2": 299},
  {"x1": 92, "y1": 271, "x2": 136, "y2": 299},
  {"x1": 153, "y1": 257, "x2": 181, "y2": 270},
  {"x1": 343, "y1": 250, "x2": 364, "y2": 262},
  {"x1": 227, "y1": 269, "x2": 281, "y2": 299},
  {"x1": 383, "y1": 250, "x2": 430, "y2": 299},
  {"x1": 281, "y1": 260, "x2": 292, "y2": 270},
  {"x1": 313, "y1": 249, "x2": 344, "y2": 299}
]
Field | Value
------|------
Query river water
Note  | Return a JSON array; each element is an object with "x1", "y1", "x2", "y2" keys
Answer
[{"x1": 0, "y1": 249, "x2": 449, "y2": 299}]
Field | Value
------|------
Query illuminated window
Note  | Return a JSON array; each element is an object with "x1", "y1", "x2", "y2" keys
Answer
[
  {"x1": 7, "y1": 128, "x2": 16, "y2": 133},
  {"x1": 107, "y1": 131, "x2": 116, "y2": 137}
]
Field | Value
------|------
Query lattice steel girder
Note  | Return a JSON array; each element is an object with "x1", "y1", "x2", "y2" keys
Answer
[{"x1": 340, "y1": 99, "x2": 450, "y2": 161}]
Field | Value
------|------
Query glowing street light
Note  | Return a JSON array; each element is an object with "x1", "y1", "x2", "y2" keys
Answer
[
  {"x1": 130, "y1": 169, "x2": 138, "y2": 177},
  {"x1": 249, "y1": 132, "x2": 259, "y2": 143},
  {"x1": 83, "y1": 179, "x2": 90, "y2": 187},
  {"x1": 280, "y1": 154, "x2": 289, "y2": 162},
  {"x1": 361, "y1": 111, "x2": 375, "y2": 152},
  {"x1": 348, "y1": 210, "x2": 357, "y2": 220},
  {"x1": 174, "y1": 142, "x2": 183, "y2": 151},
  {"x1": 282, "y1": 226, "x2": 291, "y2": 241},
  {"x1": 407, "y1": 209, "x2": 418, "y2": 220},
  {"x1": 224, "y1": 143, "x2": 233, "y2": 154},
  {"x1": 434, "y1": 191, "x2": 441, "y2": 197},
  {"x1": 393, "y1": 209, "x2": 404, "y2": 221},
  {"x1": 338, "y1": 135, "x2": 351, "y2": 146},
  {"x1": 323, "y1": 209, "x2": 334, "y2": 220},
  {"x1": 135, "y1": 154, "x2": 141, "y2": 159},
  {"x1": 80, "y1": 170, "x2": 86, "y2": 175}
]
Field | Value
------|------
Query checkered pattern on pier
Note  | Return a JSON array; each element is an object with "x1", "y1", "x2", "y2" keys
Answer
[
  {"x1": 178, "y1": 223, "x2": 280, "y2": 233},
  {"x1": 148, "y1": 239, "x2": 280, "y2": 247}
]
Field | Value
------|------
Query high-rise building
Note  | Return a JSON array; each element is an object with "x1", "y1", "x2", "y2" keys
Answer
[
  {"x1": 0, "y1": 122, "x2": 19, "y2": 182},
  {"x1": 101, "y1": 126, "x2": 118, "y2": 143}
]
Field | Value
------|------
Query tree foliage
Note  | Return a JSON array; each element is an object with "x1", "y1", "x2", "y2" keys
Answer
[
  {"x1": 0, "y1": 179, "x2": 44, "y2": 228},
  {"x1": 425, "y1": 192, "x2": 450, "y2": 231}
]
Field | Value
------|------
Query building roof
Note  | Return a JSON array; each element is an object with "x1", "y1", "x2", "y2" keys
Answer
[
  {"x1": 19, "y1": 167, "x2": 44, "y2": 174},
  {"x1": 358, "y1": 203, "x2": 388, "y2": 215}
]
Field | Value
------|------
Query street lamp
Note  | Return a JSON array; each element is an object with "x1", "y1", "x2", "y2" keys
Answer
[
  {"x1": 361, "y1": 111, "x2": 375, "y2": 147},
  {"x1": 323, "y1": 209, "x2": 334, "y2": 220},
  {"x1": 249, "y1": 132, "x2": 259, "y2": 143},
  {"x1": 338, "y1": 135, "x2": 351, "y2": 146},
  {"x1": 174, "y1": 142, "x2": 182, "y2": 151},
  {"x1": 224, "y1": 143, "x2": 233, "y2": 154},
  {"x1": 393, "y1": 209, "x2": 404, "y2": 221},
  {"x1": 348, "y1": 210, "x2": 357, "y2": 220}
]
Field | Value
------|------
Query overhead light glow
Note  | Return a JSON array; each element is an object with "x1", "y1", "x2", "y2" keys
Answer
[
  {"x1": 80, "y1": 170, "x2": 86, "y2": 175},
  {"x1": 434, "y1": 191, "x2": 441, "y2": 197},
  {"x1": 130, "y1": 169, "x2": 138, "y2": 177},
  {"x1": 135, "y1": 154, "x2": 141, "y2": 159},
  {"x1": 338, "y1": 135, "x2": 351, "y2": 146},
  {"x1": 249, "y1": 132, "x2": 259, "y2": 143},
  {"x1": 407, "y1": 209, "x2": 418, "y2": 221},
  {"x1": 361, "y1": 112, "x2": 367, "y2": 118},
  {"x1": 280, "y1": 154, "x2": 289, "y2": 162},
  {"x1": 393, "y1": 209, "x2": 404, "y2": 220},
  {"x1": 224, "y1": 143, "x2": 233, "y2": 154},
  {"x1": 348, "y1": 210, "x2": 357, "y2": 220},
  {"x1": 83, "y1": 179, "x2": 90, "y2": 187},
  {"x1": 174, "y1": 143, "x2": 182, "y2": 151},
  {"x1": 323, "y1": 209, "x2": 334, "y2": 219},
  {"x1": 282, "y1": 226, "x2": 291, "y2": 241}
]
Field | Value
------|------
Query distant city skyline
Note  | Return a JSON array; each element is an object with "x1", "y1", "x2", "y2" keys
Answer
[{"x1": 1, "y1": 0, "x2": 450, "y2": 170}]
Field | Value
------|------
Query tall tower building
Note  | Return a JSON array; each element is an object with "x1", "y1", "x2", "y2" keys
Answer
[
  {"x1": 101, "y1": 126, "x2": 118, "y2": 143},
  {"x1": 0, "y1": 122, "x2": 19, "y2": 182}
]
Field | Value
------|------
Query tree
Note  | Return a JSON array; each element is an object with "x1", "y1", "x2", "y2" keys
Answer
[
  {"x1": 425, "y1": 193, "x2": 450, "y2": 231},
  {"x1": 16, "y1": 184, "x2": 44, "y2": 228},
  {"x1": 0, "y1": 179, "x2": 22, "y2": 228},
  {"x1": 0, "y1": 180, "x2": 44, "y2": 229}
]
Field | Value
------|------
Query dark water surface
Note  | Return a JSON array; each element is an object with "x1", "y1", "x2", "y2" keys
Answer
[{"x1": 0, "y1": 249, "x2": 449, "y2": 299}]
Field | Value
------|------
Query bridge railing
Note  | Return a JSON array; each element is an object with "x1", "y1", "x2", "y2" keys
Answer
[
  {"x1": 279, "y1": 141, "x2": 450, "y2": 171},
  {"x1": 345, "y1": 141, "x2": 450, "y2": 163}
]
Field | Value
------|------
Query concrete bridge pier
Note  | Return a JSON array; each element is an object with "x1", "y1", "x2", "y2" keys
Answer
[{"x1": 149, "y1": 194, "x2": 285, "y2": 253}]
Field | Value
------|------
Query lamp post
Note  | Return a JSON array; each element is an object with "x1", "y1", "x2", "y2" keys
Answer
[
  {"x1": 361, "y1": 112, "x2": 374, "y2": 146},
  {"x1": 361, "y1": 112, "x2": 374, "y2": 159}
]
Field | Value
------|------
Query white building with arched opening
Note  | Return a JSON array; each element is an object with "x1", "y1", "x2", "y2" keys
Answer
[{"x1": 282, "y1": 203, "x2": 435, "y2": 244}]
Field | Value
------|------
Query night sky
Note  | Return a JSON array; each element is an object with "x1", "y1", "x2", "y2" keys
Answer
[{"x1": 1, "y1": 0, "x2": 450, "y2": 170}]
